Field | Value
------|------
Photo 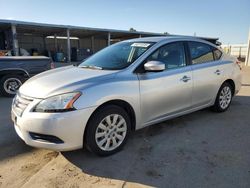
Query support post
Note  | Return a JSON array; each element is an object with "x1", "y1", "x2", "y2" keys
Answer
[
  {"x1": 107, "y1": 32, "x2": 111, "y2": 46},
  {"x1": 139, "y1": 34, "x2": 142, "y2": 38},
  {"x1": 67, "y1": 28, "x2": 71, "y2": 63},
  {"x1": 239, "y1": 46, "x2": 241, "y2": 59},
  {"x1": 91, "y1": 36, "x2": 95, "y2": 53},
  {"x1": 43, "y1": 35, "x2": 47, "y2": 51},
  {"x1": 11, "y1": 24, "x2": 19, "y2": 56},
  {"x1": 77, "y1": 39, "x2": 80, "y2": 49},
  {"x1": 245, "y1": 29, "x2": 250, "y2": 66},
  {"x1": 54, "y1": 34, "x2": 58, "y2": 51}
]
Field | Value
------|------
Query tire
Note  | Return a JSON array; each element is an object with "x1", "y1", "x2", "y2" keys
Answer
[
  {"x1": 0, "y1": 74, "x2": 24, "y2": 97},
  {"x1": 212, "y1": 82, "x2": 233, "y2": 112},
  {"x1": 85, "y1": 105, "x2": 131, "y2": 156}
]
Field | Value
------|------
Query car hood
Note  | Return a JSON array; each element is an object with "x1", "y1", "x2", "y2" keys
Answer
[{"x1": 19, "y1": 66, "x2": 117, "y2": 98}]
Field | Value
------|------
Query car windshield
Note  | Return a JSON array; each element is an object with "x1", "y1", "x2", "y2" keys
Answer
[{"x1": 79, "y1": 41, "x2": 154, "y2": 70}]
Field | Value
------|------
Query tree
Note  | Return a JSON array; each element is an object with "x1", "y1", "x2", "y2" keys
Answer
[{"x1": 129, "y1": 28, "x2": 137, "y2": 32}]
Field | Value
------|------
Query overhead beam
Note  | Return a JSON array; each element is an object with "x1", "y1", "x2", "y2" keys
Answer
[
  {"x1": 70, "y1": 31, "x2": 102, "y2": 39},
  {"x1": 110, "y1": 34, "x2": 139, "y2": 40}
]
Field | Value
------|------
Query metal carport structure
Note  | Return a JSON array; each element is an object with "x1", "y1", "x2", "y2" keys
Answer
[
  {"x1": 0, "y1": 19, "x2": 165, "y2": 62},
  {"x1": 0, "y1": 19, "x2": 220, "y2": 63}
]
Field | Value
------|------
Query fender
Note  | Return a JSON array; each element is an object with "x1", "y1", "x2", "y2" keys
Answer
[{"x1": 0, "y1": 68, "x2": 30, "y2": 77}]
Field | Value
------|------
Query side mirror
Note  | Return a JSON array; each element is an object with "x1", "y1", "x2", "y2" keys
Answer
[{"x1": 144, "y1": 61, "x2": 165, "y2": 72}]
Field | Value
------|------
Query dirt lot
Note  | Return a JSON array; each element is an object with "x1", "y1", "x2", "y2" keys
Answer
[{"x1": 0, "y1": 67, "x2": 250, "y2": 188}]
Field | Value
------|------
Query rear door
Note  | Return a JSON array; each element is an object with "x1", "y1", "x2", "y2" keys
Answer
[{"x1": 187, "y1": 41, "x2": 224, "y2": 108}]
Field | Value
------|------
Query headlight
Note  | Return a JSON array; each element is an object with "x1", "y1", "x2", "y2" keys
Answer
[{"x1": 34, "y1": 92, "x2": 81, "y2": 113}]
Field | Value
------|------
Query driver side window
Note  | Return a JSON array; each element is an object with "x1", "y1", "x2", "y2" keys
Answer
[{"x1": 146, "y1": 42, "x2": 186, "y2": 70}]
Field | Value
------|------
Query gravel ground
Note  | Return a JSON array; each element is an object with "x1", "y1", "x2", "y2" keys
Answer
[{"x1": 0, "y1": 67, "x2": 249, "y2": 188}]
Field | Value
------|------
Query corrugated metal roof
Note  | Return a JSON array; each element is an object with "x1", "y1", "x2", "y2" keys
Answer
[{"x1": 0, "y1": 19, "x2": 219, "y2": 42}]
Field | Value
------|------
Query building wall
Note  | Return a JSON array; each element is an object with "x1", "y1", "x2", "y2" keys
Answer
[
  {"x1": 94, "y1": 39, "x2": 107, "y2": 52},
  {"x1": 79, "y1": 38, "x2": 91, "y2": 49},
  {"x1": 18, "y1": 35, "x2": 45, "y2": 54}
]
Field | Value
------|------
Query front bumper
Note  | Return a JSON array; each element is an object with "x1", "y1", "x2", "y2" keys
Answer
[{"x1": 11, "y1": 106, "x2": 96, "y2": 151}]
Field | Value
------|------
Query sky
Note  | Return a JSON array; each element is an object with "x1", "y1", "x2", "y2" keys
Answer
[{"x1": 0, "y1": 0, "x2": 249, "y2": 44}]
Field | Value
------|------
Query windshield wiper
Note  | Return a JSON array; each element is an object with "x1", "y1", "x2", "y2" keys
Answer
[{"x1": 80, "y1": 65, "x2": 103, "y2": 70}]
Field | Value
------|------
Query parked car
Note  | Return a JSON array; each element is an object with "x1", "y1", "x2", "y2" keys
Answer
[
  {"x1": 11, "y1": 36, "x2": 241, "y2": 156},
  {"x1": 0, "y1": 56, "x2": 53, "y2": 97}
]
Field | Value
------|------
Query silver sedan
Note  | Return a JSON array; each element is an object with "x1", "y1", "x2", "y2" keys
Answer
[{"x1": 11, "y1": 36, "x2": 242, "y2": 156}]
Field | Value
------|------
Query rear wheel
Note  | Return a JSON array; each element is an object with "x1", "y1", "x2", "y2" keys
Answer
[
  {"x1": 85, "y1": 105, "x2": 131, "y2": 156},
  {"x1": 0, "y1": 75, "x2": 24, "y2": 97},
  {"x1": 212, "y1": 82, "x2": 233, "y2": 112}
]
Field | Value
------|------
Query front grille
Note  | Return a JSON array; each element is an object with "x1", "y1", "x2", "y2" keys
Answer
[{"x1": 12, "y1": 93, "x2": 33, "y2": 116}]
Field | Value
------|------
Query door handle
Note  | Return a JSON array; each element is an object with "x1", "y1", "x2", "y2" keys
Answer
[
  {"x1": 180, "y1": 76, "x2": 191, "y2": 82},
  {"x1": 214, "y1": 70, "x2": 221, "y2": 75}
]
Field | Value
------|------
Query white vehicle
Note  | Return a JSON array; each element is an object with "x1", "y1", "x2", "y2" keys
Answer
[{"x1": 11, "y1": 36, "x2": 242, "y2": 156}]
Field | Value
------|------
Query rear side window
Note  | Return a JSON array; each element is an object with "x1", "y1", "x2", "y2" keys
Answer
[
  {"x1": 213, "y1": 48, "x2": 222, "y2": 60},
  {"x1": 188, "y1": 42, "x2": 214, "y2": 64}
]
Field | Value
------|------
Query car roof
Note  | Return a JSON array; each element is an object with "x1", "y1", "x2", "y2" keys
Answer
[{"x1": 126, "y1": 35, "x2": 217, "y2": 44}]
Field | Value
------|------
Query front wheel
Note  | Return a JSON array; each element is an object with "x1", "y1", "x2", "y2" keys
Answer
[
  {"x1": 212, "y1": 82, "x2": 233, "y2": 112},
  {"x1": 85, "y1": 105, "x2": 131, "y2": 156}
]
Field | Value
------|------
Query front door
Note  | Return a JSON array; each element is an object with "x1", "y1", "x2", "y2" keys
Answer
[{"x1": 137, "y1": 42, "x2": 193, "y2": 126}]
